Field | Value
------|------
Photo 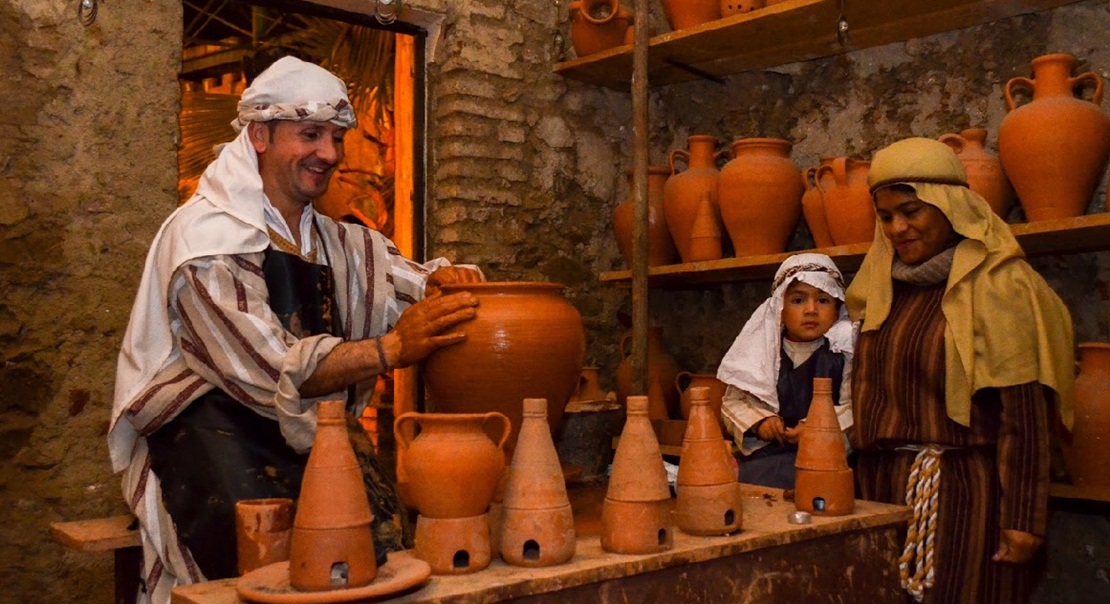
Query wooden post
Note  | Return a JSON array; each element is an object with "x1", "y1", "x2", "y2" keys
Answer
[{"x1": 631, "y1": 0, "x2": 650, "y2": 395}]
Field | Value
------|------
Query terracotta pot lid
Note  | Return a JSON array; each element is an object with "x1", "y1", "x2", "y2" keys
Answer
[{"x1": 236, "y1": 551, "x2": 431, "y2": 604}]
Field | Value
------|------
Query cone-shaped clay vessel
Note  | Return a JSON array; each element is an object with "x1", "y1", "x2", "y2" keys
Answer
[
  {"x1": 289, "y1": 400, "x2": 376, "y2": 591},
  {"x1": 602, "y1": 395, "x2": 674, "y2": 554},
  {"x1": 794, "y1": 378, "x2": 854, "y2": 516},
  {"x1": 687, "y1": 192, "x2": 724, "y2": 262},
  {"x1": 675, "y1": 387, "x2": 743, "y2": 535},
  {"x1": 500, "y1": 398, "x2": 577, "y2": 566}
]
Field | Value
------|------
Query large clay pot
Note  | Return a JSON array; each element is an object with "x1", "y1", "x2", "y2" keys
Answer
[
  {"x1": 500, "y1": 399, "x2": 576, "y2": 566},
  {"x1": 289, "y1": 401, "x2": 376, "y2": 591},
  {"x1": 422, "y1": 282, "x2": 586, "y2": 455},
  {"x1": 675, "y1": 386, "x2": 743, "y2": 536},
  {"x1": 601, "y1": 395, "x2": 674, "y2": 554},
  {"x1": 938, "y1": 127, "x2": 1016, "y2": 218},
  {"x1": 663, "y1": 135, "x2": 723, "y2": 263},
  {"x1": 718, "y1": 138, "x2": 803, "y2": 256},
  {"x1": 615, "y1": 326, "x2": 681, "y2": 420},
  {"x1": 676, "y1": 371, "x2": 727, "y2": 431},
  {"x1": 1059, "y1": 343, "x2": 1110, "y2": 487},
  {"x1": 801, "y1": 158, "x2": 835, "y2": 248},
  {"x1": 794, "y1": 378, "x2": 854, "y2": 516},
  {"x1": 612, "y1": 166, "x2": 678, "y2": 268},
  {"x1": 817, "y1": 157, "x2": 874, "y2": 245},
  {"x1": 998, "y1": 53, "x2": 1110, "y2": 221},
  {"x1": 662, "y1": 0, "x2": 720, "y2": 30},
  {"x1": 568, "y1": 0, "x2": 634, "y2": 58},
  {"x1": 394, "y1": 411, "x2": 510, "y2": 518}
]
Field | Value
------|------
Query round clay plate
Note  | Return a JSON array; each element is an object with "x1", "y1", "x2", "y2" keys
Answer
[{"x1": 236, "y1": 551, "x2": 431, "y2": 604}]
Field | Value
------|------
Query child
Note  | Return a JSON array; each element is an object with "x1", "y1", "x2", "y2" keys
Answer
[{"x1": 716, "y1": 253, "x2": 856, "y2": 489}]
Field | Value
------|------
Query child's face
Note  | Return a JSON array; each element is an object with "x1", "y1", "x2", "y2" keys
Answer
[{"x1": 780, "y1": 281, "x2": 839, "y2": 342}]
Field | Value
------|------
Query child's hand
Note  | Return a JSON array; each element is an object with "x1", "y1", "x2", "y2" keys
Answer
[
  {"x1": 784, "y1": 421, "x2": 806, "y2": 445},
  {"x1": 755, "y1": 416, "x2": 786, "y2": 445}
]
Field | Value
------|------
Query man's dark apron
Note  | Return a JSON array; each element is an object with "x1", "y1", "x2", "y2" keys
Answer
[{"x1": 147, "y1": 238, "x2": 401, "y2": 580}]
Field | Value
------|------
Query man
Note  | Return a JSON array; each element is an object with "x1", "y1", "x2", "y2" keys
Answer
[{"x1": 109, "y1": 56, "x2": 479, "y2": 603}]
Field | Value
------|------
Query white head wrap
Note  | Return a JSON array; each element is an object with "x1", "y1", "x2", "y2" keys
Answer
[
  {"x1": 232, "y1": 56, "x2": 356, "y2": 132},
  {"x1": 109, "y1": 57, "x2": 355, "y2": 471},
  {"x1": 716, "y1": 253, "x2": 856, "y2": 413}
]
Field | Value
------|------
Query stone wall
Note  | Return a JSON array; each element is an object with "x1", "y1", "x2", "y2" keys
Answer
[{"x1": 0, "y1": 0, "x2": 1107, "y2": 602}]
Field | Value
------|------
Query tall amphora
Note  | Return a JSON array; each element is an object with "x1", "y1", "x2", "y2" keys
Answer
[
  {"x1": 998, "y1": 53, "x2": 1110, "y2": 221},
  {"x1": 664, "y1": 135, "x2": 722, "y2": 263},
  {"x1": 612, "y1": 166, "x2": 678, "y2": 268},
  {"x1": 1059, "y1": 343, "x2": 1110, "y2": 487},
  {"x1": 817, "y1": 157, "x2": 873, "y2": 245},
  {"x1": 717, "y1": 138, "x2": 803, "y2": 256},
  {"x1": 938, "y1": 127, "x2": 1015, "y2": 218}
]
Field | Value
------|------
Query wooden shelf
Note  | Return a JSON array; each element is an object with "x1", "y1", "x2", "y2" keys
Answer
[
  {"x1": 600, "y1": 213, "x2": 1110, "y2": 288},
  {"x1": 1049, "y1": 482, "x2": 1110, "y2": 503},
  {"x1": 555, "y1": 0, "x2": 1083, "y2": 89}
]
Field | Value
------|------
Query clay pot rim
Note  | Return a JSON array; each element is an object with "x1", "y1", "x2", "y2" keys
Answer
[
  {"x1": 1078, "y1": 342, "x2": 1110, "y2": 350},
  {"x1": 686, "y1": 134, "x2": 720, "y2": 143},
  {"x1": 1030, "y1": 52, "x2": 1077, "y2": 68},
  {"x1": 439, "y1": 281, "x2": 564, "y2": 293},
  {"x1": 729, "y1": 137, "x2": 793, "y2": 152}
]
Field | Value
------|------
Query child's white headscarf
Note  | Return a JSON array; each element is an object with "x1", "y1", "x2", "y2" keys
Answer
[{"x1": 716, "y1": 253, "x2": 856, "y2": 412}]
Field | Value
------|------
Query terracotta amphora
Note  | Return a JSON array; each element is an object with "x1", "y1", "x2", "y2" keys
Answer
[
  {"x1": 615, "y1": 326, "x2": 681, "y2": 420},
  {"x1": 601, "y1": 395, "x2": 674, "y2": 554},
  {"x1": 721, "y1": 0, "x2": 766, "y2": 17},
  {"x1": 801, "y1": 159, "x2": 835, "y2": 248},
  {"x1": 568, "y1": 0, "x2": 634, "y2": 58},
  {"x1": 289, "y1": 401, "x2": 376, "y2": 591},
  {"x1": 998, "y1": 53, "x2": 1110, "y2": 221},
  {"x1": 675, "y1": 387, "x2": 744, "y2": 536},
  {"x1": 664, "y1": 135, "x2": 724, "y2": 263},
  {"x1": 394, "y1": 412, "x2": 510, "y2": 518},
  {"x1": 938, "y1": 128, "x2": 1016, "y2": 218},
  {"x1": 662, "y1": 0, "x2": 720, "y2": 30},
  {"x1": 676, "y1": 372, "x2": 727, "y2": 431},
  {"x1": 1059, "y1": 343, "x2": 1110, "y2": 487},
  {"x1": 687, "y1": 192, "x2": 724, "y2": 262},
  {"x1": 794, "y1": 378, "x2": 854, "y2": 516},
  {"x1": 500, "y1": 399, "x2": 577, "y2": 566},
  {"x1": 422, "y1": 282, "x2": 585, "y2": 456},
  {"x1": 612, "y1": 166, "x2": 678, "y2": 268},
  {"x1": 235, "y1": 498, "x2": 292, "y2": 576},
  {"x1": 817, "y1": 157, "x2": 874, "y2": 245},
  {"x1": 717, "y1": 138, "x2": 804, "y2": 256}
]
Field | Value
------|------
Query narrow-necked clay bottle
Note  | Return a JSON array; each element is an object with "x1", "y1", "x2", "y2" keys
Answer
[
  {"x1": 675, "y1": 387, "x2": 743, "y2": 535},
  {"x1": 817, "y1": 157, "x2": 873, "y2": 246},
  {"x1": 675, "y1": 371, "x2": 728, "y2": 431},
  {"x1": 289, "y1": 400, "x2": 376, "y2": 591},
  {"x1": 612, "y1": 166, "x2": 677, "y2": 268},
  {"x1": 794, "y1": 378, "x2": 854, "y2": 516},
  {"x1": 500, "y1": 399, "x2": 576, "y2": 566},
  {"x1": 938, "y1": 127, "x2": 1015, "y2": 218},
  {"x1": 602, "y1": 395, "x2": 674, "y2": 554},
  {"x1": 801, "y1": 159, "x2": 835, "y2": 248},
  {"x1": 664, "y1": 135, "x2": 722, "y2": 263}
]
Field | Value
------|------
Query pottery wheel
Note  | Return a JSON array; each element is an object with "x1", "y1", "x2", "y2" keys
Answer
[{"x1": 236, "y1": 550, "x2": 431, "y2": 604}]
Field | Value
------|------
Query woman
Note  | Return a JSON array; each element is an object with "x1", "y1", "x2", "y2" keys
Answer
[{"x1": 846, "y1": 137, "x2": 1075, "y2": 603}]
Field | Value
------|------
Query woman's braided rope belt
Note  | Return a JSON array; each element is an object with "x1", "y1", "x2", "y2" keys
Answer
[{"x1": 897, "y1": 445, "x2": 948, "y2": 602}]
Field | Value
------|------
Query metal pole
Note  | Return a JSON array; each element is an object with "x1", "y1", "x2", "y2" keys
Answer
[{"x1": 630, "y1": 0, "x2": 649, "y2": 395}]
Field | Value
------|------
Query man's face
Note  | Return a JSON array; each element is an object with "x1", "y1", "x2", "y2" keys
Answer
[{"x1": 250, "y1": 120, "x2": 348, "y2": 207}]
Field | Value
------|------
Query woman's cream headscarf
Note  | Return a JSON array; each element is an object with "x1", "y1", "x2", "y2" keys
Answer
[{"x1": 846, "y1": 137, "x2": 1075, "y2": 428}]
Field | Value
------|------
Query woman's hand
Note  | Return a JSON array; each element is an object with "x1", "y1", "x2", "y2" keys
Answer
[
  {"x1": 755, "y1": 416, "x2": 786, "y2": 445},
  {"x1": 992, "y1": 529, "x2": 1043, "y2": 564}
]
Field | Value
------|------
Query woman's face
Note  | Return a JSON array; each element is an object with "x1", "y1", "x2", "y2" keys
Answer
[
  {"x1": 780, "y1": 281, "x2": 840, "y2": 343},
  {"x1": 874, "y1": 186, "x2": 958, "y2": 265}
]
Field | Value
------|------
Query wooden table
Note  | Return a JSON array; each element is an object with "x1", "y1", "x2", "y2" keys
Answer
[{"x1": 174, "y1": 483, "x2": 910, "y2": 604}]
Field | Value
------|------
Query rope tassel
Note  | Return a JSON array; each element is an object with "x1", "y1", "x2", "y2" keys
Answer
[{"x1": 898, "y1": 446, "x2": 943, "y2": 602}]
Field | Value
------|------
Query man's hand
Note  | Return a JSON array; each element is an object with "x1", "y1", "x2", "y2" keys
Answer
[
  {"x1": 992, "y1": 529, "x2": 1043, "y2": 564},
  {"x1": 425, "y1": 266, "x2": 484, "y2": 298},
  {"x1": 390, "y1": 291, "x2": 479, "y2": 367},
  {"x1": 755, "y1": 416, "x2": 787, "y2": 445}
]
